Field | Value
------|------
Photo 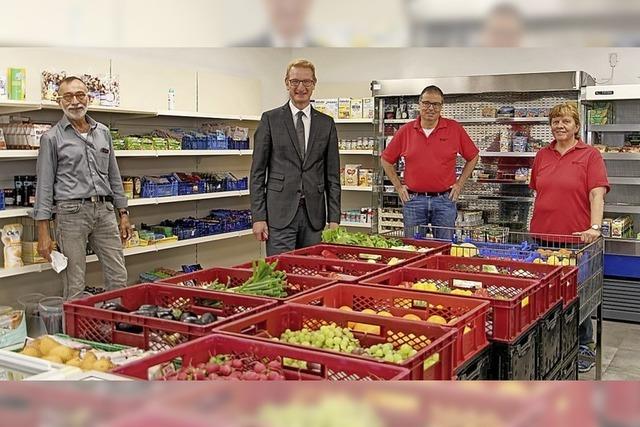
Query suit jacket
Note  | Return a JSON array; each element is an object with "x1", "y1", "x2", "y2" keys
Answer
[{"x1": 250, "y1": 102, "x2": 341, "y2": 230}]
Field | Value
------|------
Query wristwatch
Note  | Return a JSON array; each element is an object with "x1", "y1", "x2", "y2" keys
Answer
[{"x1": 591, "y1": 224, "x2": 601, "y2": 231}]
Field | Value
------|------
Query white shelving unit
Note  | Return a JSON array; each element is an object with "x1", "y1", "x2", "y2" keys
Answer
[
  {"x1": 334, "y1": 118, "x2": 373, "y2": 124},
  {"x1": 0, "y1": 229, "x2": 253, "y2": 279},
  {"x1": 0, "y1": 149, "x2": 254, "y2": 160},
  {"x1": 0, "y1": 100, "x2": 261, "y2": 280},
  {"x1": 0, "y1": 150, "x2": 39, "y2": 160},
  {"x1": 114, "y1": 150, "x2": 253, "y2": 158},
  {"x1": 339, "y1": 150, "x2": 375, "y2": 155},
  {"x1": 127, "y1": 190, "x2": 249, "y2": 207},
  {"x1": 604, "y1": 204, "x2": 640, "y2": 215},
  {"x1": 339, "y1": 221, "x2": 372, "y2": 228},
  {"x1": 156, "y1": 110, "x2": 261, "y2": 121},
  {"x1": 0, "y1": 100, "x2": 42, "y2": 115},
  {"x1": 2, "y1": 100, "x2": 263, "y2": 121},
  {"x1": 0, "y1": 207, "x2": 32, "y2": 219},
  {"x1": 342, "y1": 186, "x2": 373, "y2": 192},
  {"x1": 382, "y1": 117, "x2": 547, "y2": 125},
  {"x1": 480, "y1": 151, "x2": 537, "y2": 158}
]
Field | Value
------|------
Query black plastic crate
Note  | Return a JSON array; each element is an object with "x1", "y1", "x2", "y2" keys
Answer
[
  {"x1": 490, "y1": 323, "x2": 537, "y2": 380},
  {"x1": 543, "y1": 359, "x2": 562, "y2": 380},
  {"x1": 561, "y1": 298, "x2": 579, "y2": 360},
  {"x1": 536, "y1": 301, "x2": 563, "y2": 379},
  {"x1": 561, "y1": 348, "x2": 578, "y2": 380},
  {"x1": 455, "y1": 347, "x2": 491, "y2": 380}
]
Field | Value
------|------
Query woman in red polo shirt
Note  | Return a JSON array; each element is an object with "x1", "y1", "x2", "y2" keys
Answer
[{"x1": 529, "y1": 102, "x2": 609, "y2": 374}]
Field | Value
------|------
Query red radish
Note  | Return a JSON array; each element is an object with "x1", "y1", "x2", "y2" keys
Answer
[
  {"x1": 321, "y1": 250, "x2": 339, "y2": 259},
  {"x1": 242, "y1": 371, "x2": 260, "y2": 381},
  {"x1": 219, "y1": 365, "x2": 232, "y2": 376},
  {"x1": 267, "y1": 371, "x2": 283, "y2": 381},
  {"x1": 258, "y1": 374, "x2": 268, "y2": 381},
  {"x1": 176, "y1": 372, "x2": 188, "y2": 381},
  {"x1": 229, "y1": 371, "x2": 242, "y2": 379},
  {"x1": 194, "y1": 369, "x2": 206, "y2": 381},
  {"x1": 206, "y1": 363, "x2": 220, "y2": 375},
  {"x1": 231, "y1": 359, "x2": 243, "y2": 369},
  {"x1": 267, "y1": 360, "x2": 281, "y2": 370},
  {"x1": 253, "y1": 362, "x2": 266, "y2": 374}
]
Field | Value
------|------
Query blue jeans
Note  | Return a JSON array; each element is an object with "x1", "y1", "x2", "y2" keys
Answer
[
  {"x1": 579, "y1": 319, "x2": 593, "y2": 346},
  {"x1": 402, "y1": 193, "x2": 457, "y2": 240}
]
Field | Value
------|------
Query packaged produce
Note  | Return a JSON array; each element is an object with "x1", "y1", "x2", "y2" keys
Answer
[
  {"x1": 362, "y1": 97, "x2": 375, "y2": 119},
  {"x1": 338, "y1": 98, "x2": 351, "y2": 119},
  {"x1": 8, "y1": 68, "x2": 26, "y2": 101},
  {"x1": 350, "y1": 98, "x2": 362, "y2": 118},
  {"x1": 344, "y1": 164, "x2": 360, "y2": 186}
]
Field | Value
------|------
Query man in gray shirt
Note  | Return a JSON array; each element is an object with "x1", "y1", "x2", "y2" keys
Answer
[{"x1": 34, "y1": 76, "x2": 132, "y2": 299}]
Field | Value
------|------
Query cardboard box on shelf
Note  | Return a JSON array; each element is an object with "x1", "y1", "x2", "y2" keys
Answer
[
  {"x1": 611, "y1": 216, "x2": 633, "y2": 239},
  {"x1": 350, "y1": 99, "x2": 363, "y2": 119},
  {"x1": 601, "y1": 218, "x2": 612, "y2": 238},
  {"x1": 358, "y1": 168, "x2": 373, "y2": 187},
  {"x1": 324, "y1": 98, "x2": 339, "y2": 119},
  {"x1": 338, "y1": 98, "x2": 351, "y2": 119},
  {"x1": 362, "y1": 97, "x2": 375, "y2": 119},
  {"x1": 344, "y1": 164, "x2": 360, "y2": 186},
  {"x1": 312, "y1": 99, "x2": 327, "y2": 115}
]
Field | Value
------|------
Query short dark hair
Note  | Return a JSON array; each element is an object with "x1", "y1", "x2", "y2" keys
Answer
[
  {"x1": 490, "y1": 3, "x2": 522, "y2": 19},
  {"x1": 420, "y1": 85, "x2": 444, "y2": 100},
  {"x1": 58, "y1": 76, "x2": 87, "y2": 93}
]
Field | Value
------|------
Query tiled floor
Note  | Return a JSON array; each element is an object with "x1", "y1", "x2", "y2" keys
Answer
[{"x1": 579, "y1": 320, "x2": 640, "y2": 380}]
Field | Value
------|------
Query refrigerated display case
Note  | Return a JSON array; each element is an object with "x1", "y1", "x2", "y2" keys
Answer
[{"x1": 584, "y1": 84, "x2": 640, "y2": 323}]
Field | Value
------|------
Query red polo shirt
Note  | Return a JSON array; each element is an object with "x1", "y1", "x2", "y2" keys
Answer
[
  {"x1": 382, "y1": 117, "x2": 479, "y2": 192},
  {"x1": 529, "y1": 140, "x2": 610, "y2": 235}
]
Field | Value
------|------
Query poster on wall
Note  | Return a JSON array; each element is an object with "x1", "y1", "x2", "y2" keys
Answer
[{"x1": 41, "y1": 70, "x2": 120, "y2": 107}]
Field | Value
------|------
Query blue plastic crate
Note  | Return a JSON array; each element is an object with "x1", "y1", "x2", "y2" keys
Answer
[
  {"x1": 236, "y1": 177, "x2": 248, "y2": 190},
  {"x1": 174, "y1": 227, "x2": 199, "y2": 240},
  {"x1": 181, "y1": 135, "x2": 196, "y2": 150},
  {"x1": 141, "y1": 180, "x2": 178, "y2": 198},
  {"x1": 177, "y1": 181, "x2": 200, "y2": 195},
  {"x1": 0, "y1": 191, "x2": 4, "y2": 210}
]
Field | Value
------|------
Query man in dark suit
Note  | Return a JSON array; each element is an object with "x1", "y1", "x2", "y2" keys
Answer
[{"x1": 251, "y1": 59, "x2": 341, "y2": 256}]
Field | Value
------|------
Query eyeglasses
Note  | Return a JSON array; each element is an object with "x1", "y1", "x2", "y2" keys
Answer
[
  {"x1": 419, "y1": 101, "x2": 443, "y2": 109},
  {"x1": 288, "y1": 79, "x2": 315, "y2": 88},
  {"x1": 58, "y1": 92, "x2": 88, "y2": 103}
]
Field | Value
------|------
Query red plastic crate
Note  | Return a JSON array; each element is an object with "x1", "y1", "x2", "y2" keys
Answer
[
  {"x1": 414, "y1": 255, "x2": 563, "y2": 315},
  {"x1": 560, "y1": 266, "x2": 578, "y2": 307},
  {"x1": 218, "y1": 304, "x2": 457, "y2": 380},
  {"x1": 401, "y1": 238, "x2": 452, "y2": 255},
  {"x1": 285, "y1": 243, "x2": 424, "y2": 266},
  {"x1": 286, "y1": 283, "x2": 490, "y2": 369},
  {"x1": 233, "y1": 255, "x2": 387, "y2": 283},
  {"x1": 157, "y1": 267, "x2": 335, "y2": 302},
  {"x1": 361, "y1": 267, "x2": 541, "y2": 343},
  {"x1": 63, "y1": 283, "x2": 276, "y2": 352},
  {"x1": 114, "y1": 332, "x2": 410, "y2": 381}
]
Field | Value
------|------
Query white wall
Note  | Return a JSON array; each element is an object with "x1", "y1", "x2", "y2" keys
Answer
[{"x1": 293, "y1": 48, "x2": 640, "y2": 100}]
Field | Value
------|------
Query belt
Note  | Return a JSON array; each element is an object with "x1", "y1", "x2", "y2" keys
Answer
[
  {"x1": 67, "y1": 195, "x2": 113, "y2": 203},
  {"x1": 408, "y1": 189, "x2": 450, "y2": 197}
]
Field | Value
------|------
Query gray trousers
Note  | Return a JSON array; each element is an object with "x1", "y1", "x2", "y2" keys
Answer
[
  {"x1": 266, "y1": 202, "x2": 322, "y2": 256},
  {"x1": 55, "y1": 200, "x2": 127, "y2": 299}
]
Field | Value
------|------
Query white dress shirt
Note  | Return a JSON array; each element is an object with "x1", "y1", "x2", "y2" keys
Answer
[{"x1": 289, "y1": 100, "x2": 311, "y2": 150}]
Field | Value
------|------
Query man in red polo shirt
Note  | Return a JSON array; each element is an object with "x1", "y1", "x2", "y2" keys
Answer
[{"x1": 381, "y1": 85, "x2": 479, "y2": 239}]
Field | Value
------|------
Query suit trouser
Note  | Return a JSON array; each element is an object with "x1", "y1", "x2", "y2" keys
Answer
[
  {"x1": 55, "y1": 200, "x2": 127, "y2": 300},
  {"x1": 266, "y1": 200, "x2": 322, "y2": 256}
]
